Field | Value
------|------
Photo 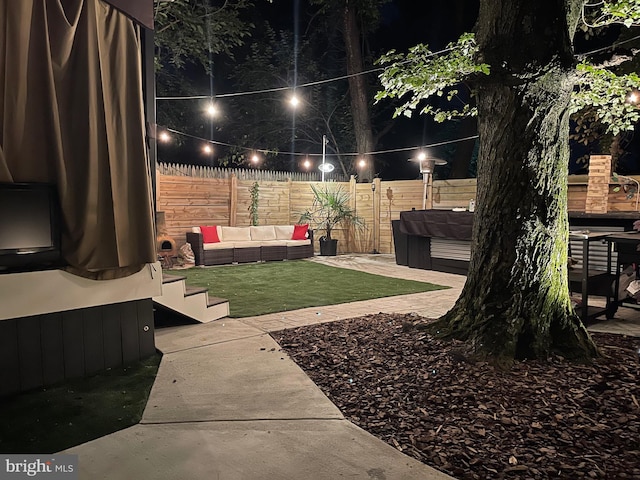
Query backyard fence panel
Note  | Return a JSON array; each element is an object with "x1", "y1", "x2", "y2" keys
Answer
[
  {"x1": 289, "y1": 181, "x2": 354, "y2": 253},
  {"x1": 432, "y1": 179, "x2": 477, "y2": 210},
  {"x1": 569, "y1": 185, "x2": 587, "y2": 212},
  {"x1": 380, "y1": 180, "x2": 424, "y2": 254},
  {"x1": 157, "y1": 173, "x2": 232, "y2": 245},
  {"x1": 567, "y1": 174, "x2": 640, "y2": 213},
  {"x1": 236, "y1": 179, "x2": 292, "y2": 226},
  {"x1": 350, "y1": 182, "x2": 375, "y2": 253},
  {"x1": 156, "y1": 166, "x2": 639, "y2": 255},
  {"x1": 609, "y1": 186, "x2": 640, "y2": 212}
]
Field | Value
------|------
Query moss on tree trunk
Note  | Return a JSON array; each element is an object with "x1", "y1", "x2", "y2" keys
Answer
[{"x1": 431, "y1": 0, "x2": 599, "y2": 363}]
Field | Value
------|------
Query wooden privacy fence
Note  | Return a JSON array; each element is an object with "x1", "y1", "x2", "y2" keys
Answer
[{"x1": 156, "y1": 169, "x2": 640, "y2": 255}]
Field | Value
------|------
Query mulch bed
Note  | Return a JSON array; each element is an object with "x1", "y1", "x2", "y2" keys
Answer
[{"x1": 272, "y1": 313, "x2": 640, "y2": 480}]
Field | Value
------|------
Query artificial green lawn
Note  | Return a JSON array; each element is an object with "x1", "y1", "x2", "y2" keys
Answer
[
  {"x1": 169, "y1": 260, "x2": 448, "y2": 317},
  {"x1": 0, "y1": 353, "x2": 161, "y2": 454}
]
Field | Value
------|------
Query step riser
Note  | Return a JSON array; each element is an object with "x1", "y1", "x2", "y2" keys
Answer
[{"x1": 154, "y1": 277, "x2": 229, "y2": 323}]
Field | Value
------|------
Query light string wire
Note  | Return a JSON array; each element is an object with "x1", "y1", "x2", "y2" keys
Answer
[
  {"x1": 577, "y1": 33, "x2": 640, "y2": 58},
  {"x1": 155, "y1": 46, "x2": 458, "y2": 100},
  {"x1": 156, "y1": 31, "x2": 640, "y2": 100},
  {"x1": 156, "y1": 43, "x2": 468, "y2": 162},
  {"x1": 158, "y1": 29, "x2": 640, "y2": 161},
  {"x1": 161, "y1": 125, "x2": 478, "y2": 158}
]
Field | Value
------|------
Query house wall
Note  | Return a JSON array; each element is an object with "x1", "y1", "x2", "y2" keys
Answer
[
  {"x1": 0, "y1": 263, "x2": 162, "y2": 397},
  {"x1": 0, "y1": 263, "x2": 162, "y2": 321},
  {"x1": 0, "y1": 299, "x2": 156, "y2": 397}
]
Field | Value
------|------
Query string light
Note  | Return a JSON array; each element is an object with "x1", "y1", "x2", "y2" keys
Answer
[
  {"x1": 289, "y1": 94, "x2": 300, "y2": 108},
  {"x1": 206, "y1": 103, "x2": 218, "y2": 117},
  {"x1": 158, "y1": 131, "x2": 171, "y2": 143},
  {"x1": 159, "y1": 125, "x2": 478, "y2": 159},
  {"x1": 153, "y1": 44, "x2": 478, "y2": 167},
  {"x1": 358, "y1": 159, "x2": 367, "y2": 168},
  {"x1": 302, "y1": 158, "x2": 312, "y2": 170}
]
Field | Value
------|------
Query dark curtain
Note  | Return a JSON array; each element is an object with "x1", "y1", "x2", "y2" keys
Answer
[
  {"x1": 104, "y1": 0, "x2": 153, "y2": 30},
  {"x1": 0, "y1": 0, "x2": 156, "y2": 279}
]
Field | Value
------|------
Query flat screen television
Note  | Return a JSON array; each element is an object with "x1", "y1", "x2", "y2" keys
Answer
[{"x1": 0, "y1": 182, "x2": 63, "y2": 273}]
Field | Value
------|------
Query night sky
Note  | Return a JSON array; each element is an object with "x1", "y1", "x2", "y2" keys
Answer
[
  {"x1": 157, "y1": 1, "x2": 639, "y2": 178},
  {"x1": 156, "y1": 0, "x2": 481, "y2": 178},
  {"x1": 268, "y1": 0, "x2": 480, "y2": 179}
]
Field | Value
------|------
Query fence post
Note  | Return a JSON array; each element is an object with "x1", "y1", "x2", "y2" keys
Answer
[
  {"x1": 230, "y1": 174, "x2": 238, "y2": 226},
  {"x1": 349, "y1": 175, "x2": 357, "y2": 210},
  {"x1": 373, "y1": 177, "x2": 381, "y2": 253},
  {"x1": 155, "y1": 169, "x2": 161, "y2": 208},
  {"x1": 349, "y1": 175, "x2": 357, "y2": 252},
  {"x1": 286, "y1": 177, "x2": 293, "y2": 224}
]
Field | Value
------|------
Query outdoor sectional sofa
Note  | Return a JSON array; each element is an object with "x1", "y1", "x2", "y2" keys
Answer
[{"x1": 186, "y1": 225, "x2": 314, "y2": 266}]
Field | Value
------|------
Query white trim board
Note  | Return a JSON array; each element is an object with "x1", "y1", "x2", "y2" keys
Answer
[{"x1": 0, "y1": 262, "x2": 162, "y2": 320}]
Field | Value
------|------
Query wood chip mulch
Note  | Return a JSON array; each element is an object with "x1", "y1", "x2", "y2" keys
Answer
[{"x1": 271, "y1": 313, "x2": 640, "y2": 480}]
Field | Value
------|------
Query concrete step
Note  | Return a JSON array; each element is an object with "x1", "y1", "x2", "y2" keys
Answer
[{"x1": 153, "y1": 272, "x2": 229, "y2": 323}]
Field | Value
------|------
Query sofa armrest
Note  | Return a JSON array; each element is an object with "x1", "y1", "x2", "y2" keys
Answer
[
  {"x1": 308, "y1": 229, "x2": 314, "y2": 242},
  {"x1": 186, "y1": 232, "x2": 204, "y2": 265}
]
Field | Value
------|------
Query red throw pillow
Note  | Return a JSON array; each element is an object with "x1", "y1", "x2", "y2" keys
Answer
[
  {"x1": 200, "y1": 225, "x2": 220, "y2": 243},
  {"x1": 292, "y1": 224, "x2": 309, "y2": 240}
]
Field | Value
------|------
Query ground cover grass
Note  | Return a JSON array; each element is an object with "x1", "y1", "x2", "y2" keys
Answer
[
  {"x1": 0, "y1": 353, "x2": 161, "y2": 454},
  {"x1": 169, "y1": 260, "x2": 448, "y2": 317}
]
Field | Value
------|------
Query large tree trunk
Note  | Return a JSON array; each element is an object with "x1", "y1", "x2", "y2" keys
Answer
[
  {"x1": 342, "y1": 2, "x2": 375, "y2": 182},
  {"x1": 435, "y1": 0, "x2": 599, "y2": 362}
]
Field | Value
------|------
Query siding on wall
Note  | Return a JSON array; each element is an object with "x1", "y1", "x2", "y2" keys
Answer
[{"x1": 0, "y1": 299, "x2": 155, "y2": 398}]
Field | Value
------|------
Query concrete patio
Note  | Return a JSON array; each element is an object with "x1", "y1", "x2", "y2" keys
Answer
[{"x1": 64, "y1": 254, "x2": 639, "y2": 479}]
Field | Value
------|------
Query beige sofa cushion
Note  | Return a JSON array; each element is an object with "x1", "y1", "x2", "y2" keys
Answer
[
  {"x1": 250, "y1": 226, "x2": 277, "y2": 241},
  {"x1": 228, "y1": 241, "x2": 261, "y2": 248},
  {"x1": 274, "y1": 225, "x2": 295, "y2": 240},
  {"x1": 284, "y1": 239, "x2": 311, "y2": 246},
  {"x1": 221, "y1": 226, "x2": 251, "y2": 242},
  {"x1": 203, "y1": 242, "x2": 234, "y2": 250},
  {"x1": 257, "y1": 240, "x2": 288, "y2": 247}
]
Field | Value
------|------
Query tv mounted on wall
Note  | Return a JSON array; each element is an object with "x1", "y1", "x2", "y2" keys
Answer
[{"x1": 0, "y1": 182, "x2": 63, "y2": 273}]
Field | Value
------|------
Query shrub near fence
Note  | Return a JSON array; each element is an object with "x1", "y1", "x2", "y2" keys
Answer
[{"x1": 156, "y1": 164, "x2": 640, "y2": 255}]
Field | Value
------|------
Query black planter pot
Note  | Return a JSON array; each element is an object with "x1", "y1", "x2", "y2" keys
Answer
[{"x1": 319, "y1": 238, "x2": 338, "y2": 256}]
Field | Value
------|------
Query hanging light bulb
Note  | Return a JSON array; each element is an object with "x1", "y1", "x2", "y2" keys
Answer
[
  {"x1": 158, "y1": 131, "x2": 171, "y2": 143},
  {"x1": 206, "y1": 103, "x2": 218, "y2": 117},
  {"x1": 202, "y1": 144, "x2": 213, "y2": 155},
  {"x1": 289, "y1": 95, "x2": 300, "y2": 108}
]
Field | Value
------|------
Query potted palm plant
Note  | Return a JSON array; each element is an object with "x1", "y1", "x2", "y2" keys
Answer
[{"x1": 299, "y1": 184, "x2": 364, "y2": 256}]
